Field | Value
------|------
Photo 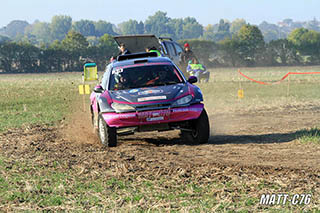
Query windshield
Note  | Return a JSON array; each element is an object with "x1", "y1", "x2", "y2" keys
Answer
[{"x1": 109, "y1": 64, "x2": 184, "y2": 90}]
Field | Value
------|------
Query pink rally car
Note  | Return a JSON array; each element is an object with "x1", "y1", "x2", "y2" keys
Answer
[{"x1": 90, "y1": 52, "x2": 209, "y2": 147}]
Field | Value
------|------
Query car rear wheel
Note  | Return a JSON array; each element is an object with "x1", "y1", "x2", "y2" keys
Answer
[
  {"x1": 180, "y1": 108, "x2": 210, "y2": 144},
  {"x1": 98, "y1": 113, "x2": 117, "y2": 147}
]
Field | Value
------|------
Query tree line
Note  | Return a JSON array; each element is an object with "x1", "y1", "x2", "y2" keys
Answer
[
  {"x1": 1, "y1": 25, "x2": 320, "y2": 73},
  {"x1": 183, "y1": 26, "x2": 320, "y2": 67},
  {"x1": 1, "y1": 12, "x2": 320, "y2": 44},
  {"x1": 0, "y1": 12, "x2": 203, "y2": 45},
  {"x1": 0, "y1": 32, "x2": 117, "y2": 73},
  {"x1": 1, "y1": 11, "x2": 320, "y2": 73}
]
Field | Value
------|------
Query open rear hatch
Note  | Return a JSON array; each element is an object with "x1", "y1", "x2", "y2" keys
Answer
[{"x1": 113, "y1": 34, "x2": 161, "y2": 53}]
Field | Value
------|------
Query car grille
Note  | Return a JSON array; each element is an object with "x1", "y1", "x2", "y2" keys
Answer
[{"x1": 135, "y1": 103, "x2": 171, "y2": 111}]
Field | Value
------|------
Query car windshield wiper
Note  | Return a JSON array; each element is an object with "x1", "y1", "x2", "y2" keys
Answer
[
  {"x1": 127, "y1": 85, "x2": 147, "y2": 89},
  {"x1": 165, "y1": 81, "x2": 179, "y2": 85},
  {"x1": 153, "y1": 81, "x2": 178, "y2": 87},
  {"x1": 130, "y1": 81, "x2": 179, "y2": 88}
]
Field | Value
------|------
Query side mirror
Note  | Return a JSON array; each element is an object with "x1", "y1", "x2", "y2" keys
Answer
[
  {"x1": 94, "y1": 85, "x2": 104, "y2": 93},
  {"x1": 188, "y1": 76, "x2": 197, "y2": 84}
]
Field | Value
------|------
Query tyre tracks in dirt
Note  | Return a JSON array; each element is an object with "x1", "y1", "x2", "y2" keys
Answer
[
  {"x1": 1, "y1": 105, "x2": 319, "y2": 177},
  {"x1": 1, "y1": 110, "x2": 319, "y2": 209}
]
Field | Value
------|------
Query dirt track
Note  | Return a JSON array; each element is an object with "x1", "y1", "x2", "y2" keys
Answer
[
  {"x1": 1, "y1": 104, "x2": 320, "y2": 172},
  {"x1": 57, "y1": 103, "x2": 320, "y2": 171},
  {"x1": 1, "y1": 104, "x2": 319, "y2": 207}
]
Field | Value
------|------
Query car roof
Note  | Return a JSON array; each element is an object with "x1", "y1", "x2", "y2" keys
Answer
[{"x1": 110, "y1": 56, "x2": 174, "y2": 68}]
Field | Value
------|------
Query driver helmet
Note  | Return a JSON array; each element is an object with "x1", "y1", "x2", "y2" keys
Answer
[{"x1": 158, "y1": 70, "x2": 167, "y2": 80}]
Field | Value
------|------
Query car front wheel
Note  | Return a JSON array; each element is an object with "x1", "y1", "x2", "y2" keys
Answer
[
  {"x1": 180, "y1": 108, "x2": 210, "y2": 144},
  {"x1": 98, "y1": 113, "x2": 117, "y2": 147}
]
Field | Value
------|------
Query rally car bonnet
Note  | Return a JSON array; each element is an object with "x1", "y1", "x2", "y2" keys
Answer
[{"x1": 107, "y1": 84, "x2": 192, "y2": 105}]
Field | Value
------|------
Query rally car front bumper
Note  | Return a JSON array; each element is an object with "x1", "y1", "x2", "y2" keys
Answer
[{"x1": 101, "y1": 103, "x2": 204, "y2": 128}]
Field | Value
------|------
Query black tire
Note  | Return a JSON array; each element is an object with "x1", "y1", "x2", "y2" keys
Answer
[
  {"x1": 97, "y1": 113, "x2": 117, "y2": 147},
  {"x1": 90, "y1": 106, "x2": 95, "y2": 126},
  {"x1": 180, "y1": 108, "x2": 210, "y2": 144},
  {"x1": 91, "y1": 106, "x2": 98, "y2": 134}
]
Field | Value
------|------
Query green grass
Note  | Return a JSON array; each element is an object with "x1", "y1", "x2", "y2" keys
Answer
[
  {"x1": 296, "y1": 128, "x2": 320, "y2": 144},
  {"x1": 1, "y1": 155, "x2": 298, "y2": 211},
  {"x1": 200, "y1": 66, "x2": 320, "y2": 114},
  {"x1": 0, "y1": 73, "x2": 82, "y2": 132},
  {"x1": 0, "y1": 67, "x2": 320, "y2": 211},
  {"x1": 2, "y1": 154, "x2": 317, "y2": 211}
]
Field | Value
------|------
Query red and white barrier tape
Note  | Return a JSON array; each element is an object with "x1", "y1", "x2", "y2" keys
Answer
[{"x1": 238, "y1": 69, "x2": 320, "y2": 85}]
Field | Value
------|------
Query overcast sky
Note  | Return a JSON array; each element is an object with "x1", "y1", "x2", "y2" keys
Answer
[{"x1": 1, "y1": 0, "x2": 320, "y2": 28}]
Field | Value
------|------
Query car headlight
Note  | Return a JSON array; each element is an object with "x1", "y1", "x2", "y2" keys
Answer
[
  {"x1": 111, "y1": 102, "x2": 135, "y2": 113},
  {"x1": 172, "y1": 95, "x2": 192, "y2": 106}
]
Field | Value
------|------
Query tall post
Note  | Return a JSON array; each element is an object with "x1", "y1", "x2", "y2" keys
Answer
[{"x1": 287, "y1": 75, "x2": 290, "y2": 97}]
